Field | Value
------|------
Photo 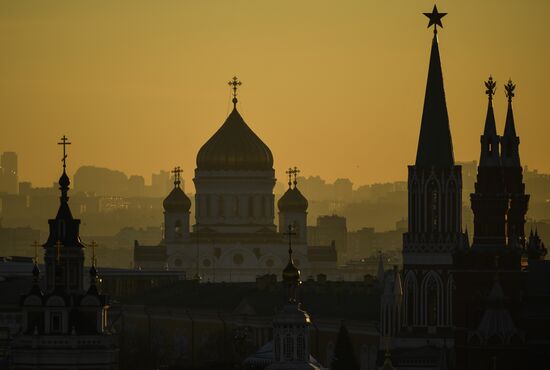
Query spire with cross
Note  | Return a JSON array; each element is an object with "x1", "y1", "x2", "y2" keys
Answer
[
  {"x1": 171, "y1": 166, "x2": 183, "y2": 188},
  {"x1": 228, "y1": 76, "x2": 242, "y2": 108},
  {"x1": 283, "y1": 224, "x2": 297, "y2": 258},
  {"x1": 423, "y1": 5, "x2": 447, "y2": 34},
  {"x1": 58, "y1": 135, "x2": 71, "y2": 171}
]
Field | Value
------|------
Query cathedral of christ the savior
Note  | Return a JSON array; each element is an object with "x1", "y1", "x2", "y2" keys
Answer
[{"x1": 134, "y1": 77, "x2": 338, "y2": 282}]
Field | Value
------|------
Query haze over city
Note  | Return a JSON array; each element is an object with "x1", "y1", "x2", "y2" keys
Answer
[{"x1": 1, "y1": 0, "x2": 550, "y2": 188}]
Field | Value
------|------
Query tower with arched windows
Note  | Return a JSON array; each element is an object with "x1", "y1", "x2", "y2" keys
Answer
[{"x1": 400, "y1": 6, "x2": 463, "y2": 340}]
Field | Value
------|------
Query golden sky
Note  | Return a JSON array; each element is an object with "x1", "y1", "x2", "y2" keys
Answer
[{"x1": 1, "y1": 0, "x2": 549, "y2": 188}]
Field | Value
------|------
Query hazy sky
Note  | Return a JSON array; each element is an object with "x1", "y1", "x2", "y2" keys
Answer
[{"x1": 1, "y1": 0, "x2": 549, "y2": 188}]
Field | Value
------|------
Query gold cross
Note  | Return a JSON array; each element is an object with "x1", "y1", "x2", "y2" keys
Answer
[
  {"x1": 57, "y1": 135, "x2": 71, "y2": 169},
  {"x1": 55, "y1": 241, "x2": 63, "y2": 262},
  {"x1": 283, "y1": 224, "x2": 297, "y2": 256},
  {"x1": 228, "y1": 76, "x2": 242, "y2": 98},
  {"x1": 171, "y1": 166, "x2": 183, "y2": 187},
  {"x1": 291, "y1": 167, "x2": 301, "y2": 187},
  {"x1": 285, "y1": 168, "x2": 293, "y2": 188}
]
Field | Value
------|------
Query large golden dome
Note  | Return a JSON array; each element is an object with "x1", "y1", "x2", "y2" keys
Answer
[{"x1": 196, "y1": 108, "x2": 273, "y2": 171}]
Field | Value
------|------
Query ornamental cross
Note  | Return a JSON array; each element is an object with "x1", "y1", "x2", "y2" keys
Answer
[
  {"x1": 291, "y1": 167, "x2": 301, "y2": 187},
  {"x1": 423, "y1": 5, "x2": 447, "y2": 34},
  {"x1": 285, "y1": 168, "x2": 293, "y2": 188},
  {"x1": 172, "y1": 166, "x2": 183, "y2": 187},
  {"x1": 57, "y1": 135, "x2": 71, "y2": 169},
  {"x1": 485, "y1": 76, "x2": 497, "y2": 101},
  {"x1": 505, "y1": 79, "x2": 516, "y2": 103},
  {"x1": 90, "y1": 240, "x2": 98, "y2": 266},
  {"x1": 228, "y1": 76, "x2": 242, "y2": 107},
  {"x1": 55, "y1": 241, "x2": 63, "y2": 262},
  {"x1": 283, "y1": 224, "x2": 297, "y2": 257}
]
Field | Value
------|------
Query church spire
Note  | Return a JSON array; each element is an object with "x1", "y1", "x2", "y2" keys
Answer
[
  {"x1": 501, "y1": 79, "x2": 521, "y2": 167},
  {"x1": 415, "y1": 5, "x2": 454, "y2": 168},
  {"x1": 479, "y1": 76, "x2": 500, "y2": 167},
  {"x1": 282, "y1": 225, "x2": 300, "y2": 303}
]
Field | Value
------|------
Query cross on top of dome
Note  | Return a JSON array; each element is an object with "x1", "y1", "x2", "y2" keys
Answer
[
  {"x1": 228, "y1": 76, "x2": 242, "y2": 108},
  {"x1": 171, "y1": 166, "x2": 183, "y2": 188}
]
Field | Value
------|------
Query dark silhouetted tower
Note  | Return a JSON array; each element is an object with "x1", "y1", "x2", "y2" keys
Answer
[
  {"x1": 500, "y1": 80, "x2": 529, "y2": 246},
  {"x1": 470, "y1": 77, "x2": 509, "y2": 248}
]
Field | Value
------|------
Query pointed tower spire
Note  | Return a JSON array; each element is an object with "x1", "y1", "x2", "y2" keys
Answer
[
  {"x1": 416, "y1": 6, "x2": 454, "y2": 168},
  {"x1": 282, "y1": 225, "x2": 300, "y2": 303},
  {"x1": 501, "y1": 79, "x2": 520, "y2": 167},
  {"x1": 480, "y1": 76, "x2": 501, "y2": 167}
]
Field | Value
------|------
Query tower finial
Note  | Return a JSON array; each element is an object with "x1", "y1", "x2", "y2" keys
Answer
[
  {"x1": 285, "y1": 167, "x2": 293, "y2": 189},
  {"x1": 57, "y1": 135, "x2": 71, "y2": 171},
  {"x1": 505, "y1": 78, "x2": 516, "y2": 103},
  {"x1": 423, "y1": 5, "x2": 447, "y2": 34},
  {"x1": 171, "y1": 166, "x2": 183, "y2": 188},
  {"x1": 292, "y1": 166, "x2": 301, "y2": 188},
  {"x1": 228, "y1": 76, "x2": 242, "y2": 108},
  {"x1": 284, "y1": 224, "x2": 297, "y2": 258},
  {"x1": 485, "y1": 75, "x2": 497, "y2": 101}
]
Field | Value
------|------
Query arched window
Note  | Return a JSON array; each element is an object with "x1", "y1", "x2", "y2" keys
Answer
[
  {"x1": 425, "y1": 275, "x2": 440, "y2": 326},
  {"x1": 283, "y1": 333, "x2": 293, "y2": 361},
  {"x1": 427, "y1": 181, "x2": 439, "y2": 232},
  {"x1": 406, "y1": 277, "x2": 416, "y2": 326},
  {"x1": 297, "y1": 333, "x2": 305, "y2": 361}
]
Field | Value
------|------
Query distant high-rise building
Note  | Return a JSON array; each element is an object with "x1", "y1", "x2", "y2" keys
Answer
[
  {"x1": 0, "y1": 151, "x2": 18, "y2": 194},
  {"x1": 151, "y1": 170, "x2": 171, "y2": 197}
]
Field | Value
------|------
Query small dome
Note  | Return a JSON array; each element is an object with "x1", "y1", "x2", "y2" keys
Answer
[
  {"x1": 163, "y1": 187, "x2": 191, "y2": 212},
  {"x1": 283, "y1": 259, "x2": 300, "y2": 283},
  {"x1": 278, "y1": 187, "x2": 308, "y2": 213},
  {"x1": 196, "y1": 108, "x2": 274, "y2": 171}
]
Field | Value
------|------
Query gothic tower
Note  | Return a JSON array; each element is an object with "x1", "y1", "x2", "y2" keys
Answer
[
  {"x1": 500, "y1": 80, "x2": 529, "y2": 246},
  {"x1": 402, "y1": 6, "x2": 462, "y2": 335},
  {"x1": 470, "y1": 76, "x2": 509, "y2": 248}
]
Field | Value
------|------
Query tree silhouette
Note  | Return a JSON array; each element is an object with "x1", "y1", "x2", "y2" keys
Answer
[{"x1": 330, "y1": 323, "x2": 359, "y2": 370}]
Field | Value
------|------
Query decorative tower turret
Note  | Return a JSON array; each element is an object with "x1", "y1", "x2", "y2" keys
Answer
[
  {"x1": 43, "y1": 135, "x2": 86, "y2": 294},
  {"x1": 163, "y1": 166, "x2": 191, "y2": 243},
  {"x1": 278, "y1": 167, "x2": 308, "y2": 244},
  {"x1": 470, "y1": 76, "x2": 509, "y2": 248},
  {"x1": 402, "y1": 6, "x2": 462, "y2": 334},
  {"x1": 501, "y1": 80, "x2": 529, "y2": 247},
  {"x1": 12, "y1": 136, "x2": 118, "y2": 370},
  {"x1": 267, "y1": 226, "x2": 319, "y2": 370}
]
